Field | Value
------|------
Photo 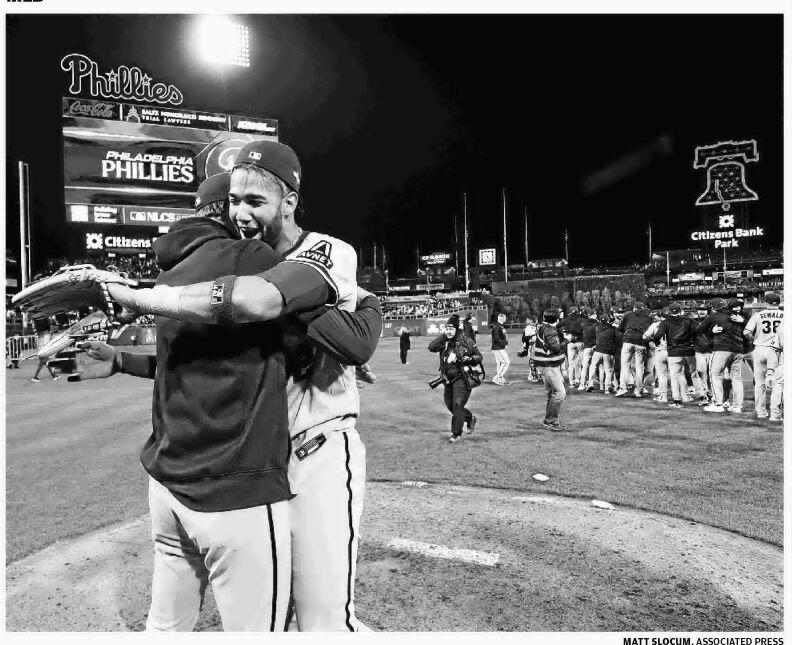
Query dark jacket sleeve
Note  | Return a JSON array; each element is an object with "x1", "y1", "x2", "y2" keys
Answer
[
  {"x1": 696, "y1": 315, "x2": 713, "y2": 337},
  {"x1": 303, "y1": 295, "x2": 382, "y2": 366},
  {"x1": 428, "y1": 334, "x2": 448, "y2": 353},
  {"x1": 118, "y1": 351, "x2": 157, "y2": 379}
]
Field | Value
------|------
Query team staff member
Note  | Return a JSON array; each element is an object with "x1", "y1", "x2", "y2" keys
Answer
[
  {"x1": 490, "y1": 313, "x2": 510, "y2": 385},
  {"x1": 699, "y1": 298, "x2": 747, "y2": 414},
  {"x1": 399, "y1": 326, "x2": 411, "y2": 364},
  {"x1": 743, "y1": 293, "x2": 783, "y2": 418},
  {"x1": 577, "y1": 307, "x2": 598, "y2": 391},
  {"x1": 652, "y1": 302, "x2": 704, "y2": 408},
  {"x1": 104, "y1": 141, "x2": 375, "y2": 631},
  {"x1": 428, "y1": 313, "x2": 482, "y2": 443},
  {"x1": 585, "y1": 313, "x2": 619, "y2": 393},
  {"x1": 533, "y1": 309, "x2": 567, "y2": 431},
  {"x1": 615, "y1": 302, "x2": 652, "y2": 398}
]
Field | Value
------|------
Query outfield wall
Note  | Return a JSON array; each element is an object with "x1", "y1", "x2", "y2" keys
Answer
[
  {"x1": 489, "y1": 273, "x2": 647, "y2": 322},
  {"x1": 381, "y1": 310, "x2": 490, "y2": 337}
]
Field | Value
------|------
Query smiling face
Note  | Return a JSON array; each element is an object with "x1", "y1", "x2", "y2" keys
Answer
[
  {"x1": 229, "y1": 167, "x2": 298, "y2": 248},
  {"x1": 443, "y1": 324, "x2": 457, "y2": 339}
]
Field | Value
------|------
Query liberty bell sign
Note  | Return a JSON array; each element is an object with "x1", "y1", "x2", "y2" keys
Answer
[{"x1": 693, "y1": 139, "x2": 759, "y2": 211}]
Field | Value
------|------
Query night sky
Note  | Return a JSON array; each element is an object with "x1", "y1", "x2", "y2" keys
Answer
[{"x1": 5, "y1": 14, "x2": 783, "y2": 276}]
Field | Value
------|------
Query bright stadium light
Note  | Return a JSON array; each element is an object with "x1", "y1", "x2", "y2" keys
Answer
[{"x1": 194, "y1": 15, "x2": 250, "y2": 68}]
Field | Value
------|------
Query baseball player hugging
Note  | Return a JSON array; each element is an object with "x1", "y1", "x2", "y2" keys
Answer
[{"x1": 100, "y1": 140, "x2": 375, "y2": 631}]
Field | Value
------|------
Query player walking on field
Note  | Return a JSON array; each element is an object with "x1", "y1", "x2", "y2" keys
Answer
[
  {"x1": 104, "y1": 140, "x2": 375, "y2": 631},
  {"x1": 743, "y1": 293, "x2": 783, "y2": 419},
  {"x1": 533, "y1": 309, "x2": 567, "y2": 431},
  {"x1": 490, "y1": 313, "x2": 510, "y2": 385}
]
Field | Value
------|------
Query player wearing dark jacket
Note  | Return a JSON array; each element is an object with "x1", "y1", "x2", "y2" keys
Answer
[
  {"x1": 533, "y1": 310, "x2": 567, "y2": 430},
  {"x1": 699, "y1": 299, "x2": 748, "y2": 412},
  {"x1": 490, "y1": 314, "x2": 510, "y2": 385},
  {"x1": 575, "y1": 310, "x2": 597, "y2": 390},
  {"x1": 557, "y1": 308, "x2": 583, "y2": 385},
  {"x1": 615, "y1": 303, "x2": 653, "y2": 397},
  {"x1": 399, "y1": 327, "x2": 411, "y2": 364},
  {"x1": 652, "y1": 302, "x2": 705, "y2": 407},
  {"x1": 693, "y1": 300, "x2": 719, "y2": 405},
  {"x1": 586, "y1": 316, "x2": 620, "y2": 392}
]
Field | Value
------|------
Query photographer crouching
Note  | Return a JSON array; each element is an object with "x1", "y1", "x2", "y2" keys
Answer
[{"x1": 428, "y1": 314, "x2": 484, "y2": 444}]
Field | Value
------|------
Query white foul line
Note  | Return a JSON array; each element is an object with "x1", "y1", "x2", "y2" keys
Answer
[{"x1": 387, "y1": 538, "x2": 500, "y2": 567}]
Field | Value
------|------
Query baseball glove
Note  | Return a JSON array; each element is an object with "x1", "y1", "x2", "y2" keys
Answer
[{"x1": 11, "y1": 264, "x2": 138, "y2": 319}]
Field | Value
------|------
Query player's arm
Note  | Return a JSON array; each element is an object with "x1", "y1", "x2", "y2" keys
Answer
[
  {"x1": 428, "y1": 334, "x2": 448, "y2": 352},
  {"x1": 107, "y1": 262, "x2": 330, "y2": 324},
  {"x1": 75, "y1": 341, "x2": 157, "y2": 380},
  {"x1": 743, "y1": 313, "x2": 759, "y2": 339},
  {"x1": 650, "y1": 320, "x2": 667, "y2": 344},
  {"x1": 300, "y1": 290, "x2": 382, "y2": 366}
]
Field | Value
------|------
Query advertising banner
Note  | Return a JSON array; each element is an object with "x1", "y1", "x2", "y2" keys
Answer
[
  {"x1": 66, "y1": 203, "x2": 195, "y2": 228},
  {"x1": 63, "y1": 97, "x2": 278, "y2": 223},
  {"x1": 419, "y1": 252, "x2": 452, "y2": 266},
  {"x1": 763, "y1": 268, "x2": 783, "y2": 276},
  {"x1": 677, "y1": 272, "x2": 706, "y2": 282}
]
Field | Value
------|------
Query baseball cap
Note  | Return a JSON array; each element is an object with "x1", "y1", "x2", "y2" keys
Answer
[
  {"x1": 543, "y1": 309, "x2": 559, "y2": 323},
  {"x1": 598, "y1": 313, "x2": 610, "y2": 323},
  {"x1": 708, "y1": 297, "x2": 727, "y2": 310},
  {"x1": 765, "y1": 293, "x2": 781, "y2": 305},
  {"x1": 446, "y1": 313, "x2": 460, "y2": 328},
  {"x1": 195, "y1": 172, "x2": 230, "y2": 209},
  {"x1": 234, "y1": 140, "x2": 301, "y2": 193},
  {"x1": 727, "y1": 298, "x2": 743, "y2": 310},
  {"x1": 634, "y1": 301, "x2": 646, "y2": 310},
  {"x1": 669, "y1": 302, "x2": 682, "y2": 314},
  {"x1": 583, "y1": 306, "x2": 595, "y2": 316}
]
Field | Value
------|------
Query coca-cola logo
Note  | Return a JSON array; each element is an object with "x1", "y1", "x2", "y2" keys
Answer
[{"x1": 67, "y1": 100, "x2": 117, "y2": 119}]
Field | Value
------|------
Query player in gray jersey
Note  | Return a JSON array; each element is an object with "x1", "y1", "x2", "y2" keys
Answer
[{"x1": 743, "y1": 293, "x2": 783, "y2": 418}]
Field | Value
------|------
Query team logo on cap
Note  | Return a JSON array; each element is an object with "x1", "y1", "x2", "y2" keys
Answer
[
  {"x1": 293, "y1": 170, "x2": 300, "y2": 184},
  {"x1": 248, "y1": 151, "x2": 262, "y2": 161}
]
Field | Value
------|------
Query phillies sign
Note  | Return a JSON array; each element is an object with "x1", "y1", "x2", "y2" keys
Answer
[{"x1": 61, "y1": 53, "x2": 184, "y2": 106}]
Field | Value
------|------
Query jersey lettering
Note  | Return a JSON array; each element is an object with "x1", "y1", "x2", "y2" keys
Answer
[{"x1": 296, "y1": 241, "x2": 334, "y2": 269}]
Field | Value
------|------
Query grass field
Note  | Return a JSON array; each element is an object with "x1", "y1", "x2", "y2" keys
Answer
[{"x1": 4, "y1": 336, "x2": 784, "y2": 631}]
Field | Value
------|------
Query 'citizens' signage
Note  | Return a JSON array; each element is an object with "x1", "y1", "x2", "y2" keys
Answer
[
  {"x1": 690, "y1": 227, "x2": 764, "y2": 249},
  {"x1": 85, "y1": 232, "x2": 157, "y2": 252},
  {"x1": 61, "y1": 53, "x2": 184, "y2": 106}
]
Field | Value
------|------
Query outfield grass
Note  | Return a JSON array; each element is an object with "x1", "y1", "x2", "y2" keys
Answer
[
  {"x1": 362, "y1": 337, "x2": 783, "y2": 546},
  {"x1": 5, "y1": 334, "x2": 782, "y2": 567}
]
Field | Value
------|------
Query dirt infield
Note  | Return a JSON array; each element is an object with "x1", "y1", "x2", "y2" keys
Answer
[{"x1": 6, "y1": 482, "x2": 782, "y2": 631}]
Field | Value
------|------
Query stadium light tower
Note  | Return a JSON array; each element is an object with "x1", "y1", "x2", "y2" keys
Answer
[{"x1": 193, "y1": 15, "x2": 250, "y2": 67}]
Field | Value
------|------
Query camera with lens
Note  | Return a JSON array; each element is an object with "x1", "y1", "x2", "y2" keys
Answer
[{"x1": 428, "y1": 375, "x2": 447, "y2": 389}]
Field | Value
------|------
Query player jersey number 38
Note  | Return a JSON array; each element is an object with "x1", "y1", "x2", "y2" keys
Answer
[{"x1": 283, "y1": 231, "x2": 360, "y2": 438}]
